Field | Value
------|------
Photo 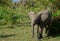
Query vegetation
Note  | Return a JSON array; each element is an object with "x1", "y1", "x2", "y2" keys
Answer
[{"x1": 0, "y1": 0, "x2": 60, "y2": 41}]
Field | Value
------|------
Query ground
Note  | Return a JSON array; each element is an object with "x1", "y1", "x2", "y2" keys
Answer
[{"x1": 0, "y1": 25, "x2": 60, "y2": 41}]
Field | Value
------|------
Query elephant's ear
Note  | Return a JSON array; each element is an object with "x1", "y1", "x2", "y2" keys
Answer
[
  {"x1": 41, "y1": 13, "x2": 48, "y2": 22},
  {"x1": 28, "y1": 11, "x2": 37, "y2": 21}
]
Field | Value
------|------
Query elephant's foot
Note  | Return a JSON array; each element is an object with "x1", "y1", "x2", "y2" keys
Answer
[{"x1": 37, "y1": 34, "x2": 43, "y2": 39}]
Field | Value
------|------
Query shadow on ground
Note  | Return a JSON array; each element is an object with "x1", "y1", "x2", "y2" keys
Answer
[
  {"x1": 0, "y1": 25, "x2": 16, "y2": 29},
  {"x1": 0, "y1": 34, "x2": 15, "y2": 38},
  {"x1": 49, "y1": 19, "x2": 60, "y2": 37}
]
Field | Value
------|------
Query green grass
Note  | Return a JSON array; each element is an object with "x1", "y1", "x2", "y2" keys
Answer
[{"x1": 0, "y1": 26, "x2": 60, "y2": 41}]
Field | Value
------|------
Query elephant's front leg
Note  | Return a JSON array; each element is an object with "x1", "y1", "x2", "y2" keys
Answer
[
  {"x1": 40, "y1": 26, "x2": 43, "y2": 38},
  {"x1": 42, "y1": 27, "x2": 47, "y2": 37},
  {"x1": 31, "y1": 22, "x2": 35, "y2": 38},
  {"x1": 32, "y1": 24, "x2": 34, "y2": 38},
  {"x1": 45, "y1": 25, "x2": 49, "y2": 37},
  {"x1": 37, "y1": 25, "x2": 40, "y2": 39}
]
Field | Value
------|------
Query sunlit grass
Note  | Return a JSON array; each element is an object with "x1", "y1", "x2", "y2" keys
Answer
[{"x1": 0, "y1": 25, "x2": 60, "y2": 41}]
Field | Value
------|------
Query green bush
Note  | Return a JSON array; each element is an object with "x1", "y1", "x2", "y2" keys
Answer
[{"x1": 0, "y1": 6, "x2": 20, "y2": 26}]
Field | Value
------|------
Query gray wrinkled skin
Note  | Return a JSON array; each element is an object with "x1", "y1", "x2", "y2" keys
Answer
[{"x1": 28, "y1": 10, "x2": 52, "y2": 39}]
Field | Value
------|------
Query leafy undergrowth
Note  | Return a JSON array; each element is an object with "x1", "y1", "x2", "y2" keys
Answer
[{"x1": 52, "y1": 10, "x2": 60, "y2": 17}]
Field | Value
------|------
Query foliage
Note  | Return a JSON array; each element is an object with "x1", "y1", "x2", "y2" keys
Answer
[
  {"x1": 0, "y1": 6, "x2": 20, "y2": 26},
  {"x1": 0, "y1": 0, "x2": 60, "y2": 26},
  {"x1": 0, "y1": 0, "x2": 11, "y2": 7}
]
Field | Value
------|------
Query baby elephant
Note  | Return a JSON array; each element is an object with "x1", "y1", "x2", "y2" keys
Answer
[{"x1": 28, "y1": 10, "x2": 52, "y2": 39}]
